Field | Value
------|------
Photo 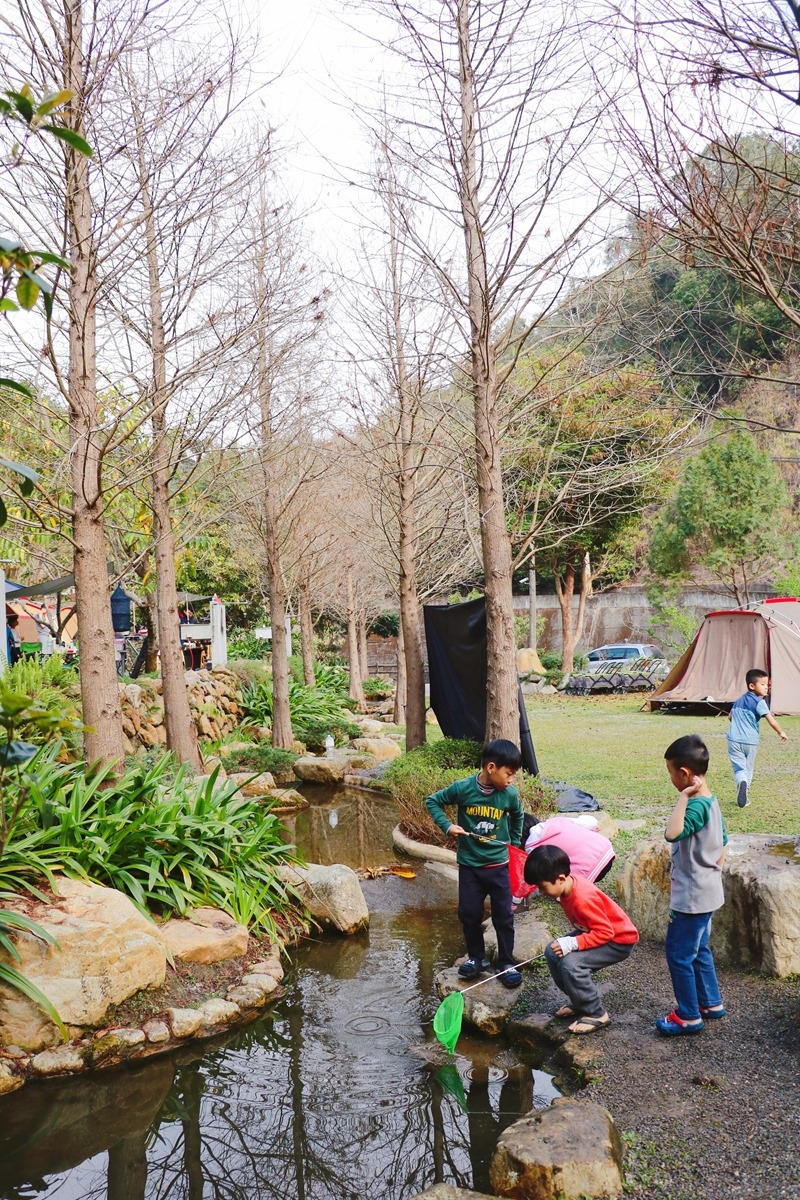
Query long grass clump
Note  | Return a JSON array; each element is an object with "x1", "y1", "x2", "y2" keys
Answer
[
  {"x1": 2, "y1": 750, "x2": 301, "y2": 938},
  {"x1": 383, "y1": 738, "x2": 556, "y2": 844}
]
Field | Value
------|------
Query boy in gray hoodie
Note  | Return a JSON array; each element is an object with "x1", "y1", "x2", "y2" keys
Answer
[{"x1": 657, "y1": 734, "x2": 728, "y2": 1037}]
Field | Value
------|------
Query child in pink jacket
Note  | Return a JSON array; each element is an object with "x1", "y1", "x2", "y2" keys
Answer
[{"x1": 523, "y1": 815, "x2": 614, "y2": 888}]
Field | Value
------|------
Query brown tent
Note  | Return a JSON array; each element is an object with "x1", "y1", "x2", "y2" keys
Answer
[{"x1": 647, "y1": 598, "x2": 800, "y2": 716}]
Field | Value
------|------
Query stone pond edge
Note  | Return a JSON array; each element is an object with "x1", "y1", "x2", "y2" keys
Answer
[{"x1": 0, "y1": 949, "x2": 289, "y2": 1097}]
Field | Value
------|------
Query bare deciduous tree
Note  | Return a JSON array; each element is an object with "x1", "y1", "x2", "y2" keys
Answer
[{"x1": 364, "y1": 0, "x2": 611, "y2": 739}]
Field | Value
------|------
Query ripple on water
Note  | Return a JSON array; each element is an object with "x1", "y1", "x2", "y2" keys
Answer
[
  {"x1": 345, "y1": 1014, "x2": 392, "y2": 1034},
  {"x1": 462, "y1": 1063, "x2": 509, "y2": 1084},
  {"x1": 0, "y1": 872, "x2": 567, "y2": 1200}
]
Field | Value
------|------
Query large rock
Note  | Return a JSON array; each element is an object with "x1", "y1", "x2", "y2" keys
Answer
[
  {"x1": 356, "y1": 718, "x2": 387, "y2": 736},
  {"x1": 517, "y1": 647, "x2": 546, "y2": 675},
  {"x1": 435, "y1": 967, "x2": 521, "y2": 1037},
  {"x1": 351, "y1": 737, "x2": 402, "y2": 762},
  {"x1": 279, "y1": 863, "x2": 369, "y2": 934},
  {"x1": 227, "y1": 771, "x2": 276, "y2": 796},
  {"x1": 293, "y1": 754, "x2": 351, "y2": 784},
  {"x1": 0, "y1": 1059, "x2": 24, "y2": 1095},
  {"x1": 483, "y1": 909, "x2": 550, "y2": 964},
  {"x1": 617, "y1": 834, "x2": 800, "y2": 977},
  {"x1": 30, "y1": 1045, "x2": 87, "y2": 1076},
  {"x1": 269, "y1": 787, "x2": 309, "y2": 811},
  {"x1": 0, "y1": 878, "x2": 166, "y2": 1051},
  {"x1": 490, "y1": 1098, "x2": 624, "y2": 1199},
  {"x1": 168, "y1": 1007, "x2": 204, "y2": 1038},
  {"x1": 158, "y1": 907, "x2": 249, "y2": 964}
]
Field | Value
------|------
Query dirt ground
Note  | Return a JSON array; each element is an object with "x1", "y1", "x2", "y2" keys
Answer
[{"x1": 516, "y1": 940, "x2": 800, "y2": 1200}]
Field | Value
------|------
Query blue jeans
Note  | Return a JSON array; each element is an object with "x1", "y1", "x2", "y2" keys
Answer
[
  {"x1": 727, "y1": 739, "x2": 757, "y2": 786},
  {"x1": 665, "y1": 910, "x2": 722, "y2": 1021}
]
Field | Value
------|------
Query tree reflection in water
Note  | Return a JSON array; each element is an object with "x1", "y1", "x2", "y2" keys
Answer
[{"x1": 0, "y1": 872, "x2": 563, "y2": 1200}]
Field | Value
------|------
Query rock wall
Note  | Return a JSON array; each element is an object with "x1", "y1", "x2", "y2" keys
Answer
[
  {"x1": 119, "y1": 667, "x2": 244, "y2": 755},
  {"x1": 617, "y1": 834, "x2": 800, "y2": 977}
]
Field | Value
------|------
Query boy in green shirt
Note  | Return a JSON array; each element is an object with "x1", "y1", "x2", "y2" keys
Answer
[{"x1": 425, "y1": 739, "x2": 524, "y2": 987}]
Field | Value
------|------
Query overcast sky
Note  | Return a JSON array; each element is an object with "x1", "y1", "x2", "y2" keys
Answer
[{"x1": 253, "y1": 0, "x2": 395, "y2": 260}]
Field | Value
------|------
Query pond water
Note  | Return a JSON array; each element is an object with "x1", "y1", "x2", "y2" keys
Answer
[
  {"x1": 0, "y1": 791, "x2": 566, "y2": 1200},
  {"x1": 286, "y1": 783, "x2": 402, "y2": 870}
]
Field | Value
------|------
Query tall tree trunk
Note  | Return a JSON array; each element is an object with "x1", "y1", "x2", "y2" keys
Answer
[
  {"x1": 254, "y1": 218, "x2": 293, "y2": 750},
  {"x1": 399, "y1": 569, "x2": 426, "y2": 749},
  {"x1": 265, "y1": 546, "x2": 293, "y2": 748},
  {"x1": 388, "y1": 171, "x2": 427, "y2": 749},
  {"x1": 554, "y1": 556, "x2": 591, "y2": 674},
  {"x1": 457, "y1": 0, "x2": 518, "y2": 742},
  {"x1": 358, "y1": 614, "x2": 370, "y2": 682},
  {"x1": 65, "y1": 0, "x2": 124, "y2": 766},
  {"x1": 526, "y1": 560, "x2": 545, "y2": 674},
  {"x1": 346, "y1": 569, "x2": 366, "y2": 708},
  {"x1": 134, "y1": 108, "x2": 201, "y2": 769},
  {"x1": 393, "y1": 617, "x2": 406, "y2": 725},
  {"x1": 554, "y1": 561, "x2": 575, "y2": 672},
  {"x1": 132, "y1": 553, "x2": 160, "y2": 672},
  {"x1": 298, "y1": 573, "x2": 316, "y2": 686},
  {"x1": 139, "y1": 599, "x2": 159, "y2": 673}
]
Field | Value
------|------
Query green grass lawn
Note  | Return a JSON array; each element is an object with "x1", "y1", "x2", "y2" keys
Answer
[{"x1": 525, "y1": 694, "x2": 800, "y2": 837}]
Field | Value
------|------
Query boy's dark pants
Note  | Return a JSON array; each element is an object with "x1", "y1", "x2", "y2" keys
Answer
[
  {"x1": 457, "y1": 863, "x2": 515, "y2": 966},
  {"x1": 544, "y1": 937, "x2": 633, "y2": 1017}
]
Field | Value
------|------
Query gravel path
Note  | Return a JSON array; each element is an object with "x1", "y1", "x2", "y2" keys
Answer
[{"x1": 517, "y1": 940, "x2": 800, "y2": 1200}]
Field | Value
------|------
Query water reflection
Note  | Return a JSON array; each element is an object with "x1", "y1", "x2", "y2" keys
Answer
[
  {"x1": 0, "y1": 870, "x2": 564, "y2": 1200},
  {"x1": 285, "y1": 786, "x2": 399, "y2": 870}
]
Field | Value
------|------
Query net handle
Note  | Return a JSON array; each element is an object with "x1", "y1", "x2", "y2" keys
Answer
[{"x1": 458, "y1": 951, "x2": 546, "y2": 993}]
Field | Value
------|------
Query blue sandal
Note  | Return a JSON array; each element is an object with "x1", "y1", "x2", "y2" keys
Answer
[
  {"x1": 656, "y1": 1010, "x2": 705, "y2": 1036},
  {"x1": 699, "y1": 1006, "x2": 727, "y2": 1020}
]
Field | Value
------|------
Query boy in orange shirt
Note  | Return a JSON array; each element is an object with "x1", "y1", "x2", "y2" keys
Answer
[{"x1": 524, "y1": 844, "x2": 638, "y2": 1035}]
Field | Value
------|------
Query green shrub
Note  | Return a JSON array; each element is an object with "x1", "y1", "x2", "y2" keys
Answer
[
  {"x1": 383, "y1": 738, "x2": 482, "y2": 843},
  {"x1": 2, "y1": 751, "x2": 301, "y2": 938},
  {"x1": 226, "y1": 659, "x2": 271, "y2": 690},
  {"x1": 369, "y1": 611, "x2": 400, "y2": 637},
  {"x1": 242, "y1": 674, "x2": 358, "y2": 748},
  {"x1": 220, "y1": 743, "x2": 298, "y2": 776},
  {"x1": 539, "y1": 650, "x2": 562, "y2": 671},
  {"x1": 313, "y1": 661, "x2": 349, "y2": 697},
  {"x1": 300, "y1": 716, "x2": 361, "y2": 751},
  {"x1": 362, "y1": 675, "x2": 393, "y2": 699},
  {"x1": 227, "y1": 632, "x2": 268, "y2": 661},
  {"x1": 3, "y1": 656, "x2": 81, "y2": 753},
  {"x1": 516, "y1": 772, "x2": 558, "y2": 815}
]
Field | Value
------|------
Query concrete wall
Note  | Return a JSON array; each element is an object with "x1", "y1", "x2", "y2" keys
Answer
[
  {"x1": 351, "y1": 586, "x2": 777, "y2": 677},
  {"x1": 513, "y1": 585, "x2": 774, "y2": 655}
]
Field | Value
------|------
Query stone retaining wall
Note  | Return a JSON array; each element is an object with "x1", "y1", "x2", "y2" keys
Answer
[{"x1": 120, "y1": 667, "x2": 244, "y2": 755}]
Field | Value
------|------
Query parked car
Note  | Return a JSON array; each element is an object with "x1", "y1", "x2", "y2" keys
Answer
[{"x1": 585, "y1": 642, "x2": 667, "y2": 672}]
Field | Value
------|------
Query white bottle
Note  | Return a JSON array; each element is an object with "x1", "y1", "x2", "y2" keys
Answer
[{"x1": 325, "y1": 734, "x2": 335, "y2": 757}]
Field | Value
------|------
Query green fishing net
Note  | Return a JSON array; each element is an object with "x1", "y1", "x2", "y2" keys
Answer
[
  {"x1": 436, "y1": 1062, "x2": 467, "y2": 1111},
  {"x1": 433, "y1": 990, "x2": 464, "y2": 1054}
]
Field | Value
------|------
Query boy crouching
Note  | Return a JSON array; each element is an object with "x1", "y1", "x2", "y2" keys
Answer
[{"x1": 524, "y1": 844, "x2": 638, "y2": 1034}]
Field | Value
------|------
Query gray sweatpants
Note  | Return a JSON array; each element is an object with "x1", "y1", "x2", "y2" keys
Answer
[{"x1": 545, "y1": 936, "x2": 634, "y2": 1017}]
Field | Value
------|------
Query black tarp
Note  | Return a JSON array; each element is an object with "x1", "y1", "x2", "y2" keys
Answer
[{"x1": 423, "y1": 596, "x2": 538, "y2": 775}]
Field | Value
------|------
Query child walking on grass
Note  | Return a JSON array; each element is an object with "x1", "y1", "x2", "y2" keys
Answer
[
  {"x1": 425, "y1": 739, "x2": 524, "y2": 988},
  {"x1": 657, "y1": 734, "x2": 728, "y2": 1037},
  {"x1": 523, "y1": 844, "x2": 638, "y2": 1035},
  {"x1": 727, "y1": 668, "x2": 787, "y2": 808}
]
